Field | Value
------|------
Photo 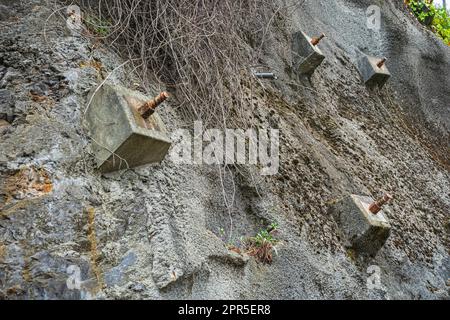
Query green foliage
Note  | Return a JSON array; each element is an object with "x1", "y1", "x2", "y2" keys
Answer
[
  {"x1": 84, "y1": 14, "x2": 111, "y2": 37},
  {"x1": 407, "y1": 0, "x2": 450, "y2": 45},
  {"x1": 408, "y1": 0, "x2": 432, "y2": 22},
  {"x1": 432, "y1": 6, "x2": 450, "y2": 44},
  {"x1": 248, "y1": 226, "x2": 279, "y2": 247}
]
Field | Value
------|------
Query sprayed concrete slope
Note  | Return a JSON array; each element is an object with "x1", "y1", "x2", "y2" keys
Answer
[{"x1": 0, "y1": 0, "x2": 449, "y2": 299}]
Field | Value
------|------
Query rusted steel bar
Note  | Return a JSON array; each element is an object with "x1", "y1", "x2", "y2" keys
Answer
[
  {"x1": 138, "y1": 91, "x2": 169, "y2": 119},
  {"x1": 369, "y1": 193, "x2": 393, "y2": 214},
  {"x1": 311, "y1": 33, "x2": 325, "y2": 46},
  {"x1": 377, "y1": 57, "x2": 387, "y2": 68}
]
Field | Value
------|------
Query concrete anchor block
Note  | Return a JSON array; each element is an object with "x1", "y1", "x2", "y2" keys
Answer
[
  {"x1": 330, "y1": 194, "x2": 391, "y2": 256},
  {"x1": 292, "y1": 31, "x2": 325, "y2": 75},
  {"x1": 0, "y1": 119, "x2": 10, "y2": 133},
  {"x1": 357, "y1": 55, "x2": 391, "y2": 88},
  {"x1": 85, "y1": 84, "x2": 171, "y2": 173}
]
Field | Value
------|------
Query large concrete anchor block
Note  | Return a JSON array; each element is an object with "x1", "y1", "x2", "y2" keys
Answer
[
  {"x1": 330, "y1": 194, "x2": 392, "y2": 256},
  {"x1": 357, "y1": 55, "x2": 391, "y2": 89},
  {"x1": 292, "y1": 31, "x2": 325, "y2": 75},
  {"x1": 85, "y1": 84, "x2": 171, "y2": 173}
]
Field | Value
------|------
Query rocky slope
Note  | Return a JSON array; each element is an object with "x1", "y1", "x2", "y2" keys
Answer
[{"x1": 0, "y1": 0, "x2": 449, "y2": 299}]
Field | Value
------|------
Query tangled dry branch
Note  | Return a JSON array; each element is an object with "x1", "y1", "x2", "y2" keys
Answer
[{"x1": 77, "y1": 0, "x2": 284, "y2": 127}]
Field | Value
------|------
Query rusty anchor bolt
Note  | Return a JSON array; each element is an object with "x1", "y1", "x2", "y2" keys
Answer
[
  {"x1": 368, "y1": 193, "x2": 393, "y2": 214},
  {"x1": 138, "y1": 91, "x2": 169, "y2": 119},
  {"x1": 311, "y1": 33, "x2": 325, "y2": 46},
  {"x1": 377, "y1": 57, "x2": 387, "y2": 68}
]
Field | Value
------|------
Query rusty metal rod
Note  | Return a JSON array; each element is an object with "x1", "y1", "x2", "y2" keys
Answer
[
  {"x1": 254, "y1": 72, "x2": 278, "y2": 80},
  {"x1": 138, "y1": 91, "x2": 169, "y2": 119},
  {"x1": 368, "y1": 193, "x2": 393, "y2": 214},
  {"x1": 377, "y1": 57, "x2": 387, "y2": 68},
  {"x1": 311, "y1": 33, "x2": 325, "y2": 46}
]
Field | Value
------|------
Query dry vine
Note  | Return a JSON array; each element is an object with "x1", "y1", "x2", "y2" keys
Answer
[{"x1": 76, "y1": 0, "x2": 282, "y2": 128}]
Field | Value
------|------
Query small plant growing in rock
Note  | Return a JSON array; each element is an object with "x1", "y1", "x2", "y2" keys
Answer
[{"x1": 245, "y1": 223, "x2": 280, "y2": 264}]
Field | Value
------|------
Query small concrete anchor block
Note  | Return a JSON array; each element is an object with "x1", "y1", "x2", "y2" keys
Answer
[
  {"x1": 292, "y1": 31, "x2": 325, "y2": 75},
  {"x1": 330, "y1": 194, "x2": 391, "y2": 256},
  {"x1": 85, "y1": 84, "x2": 171, "y2": 173},
  {"x1": 358, "y1": 55, "x2": 391, "y2": 88}
]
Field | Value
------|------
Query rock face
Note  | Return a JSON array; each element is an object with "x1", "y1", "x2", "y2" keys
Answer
[
  {"x1": 85, "y1": 84, "x2": 172, "y2": 173},
  {"x1": 0, "y1": 0, "x2": 449, "y2": 299}
]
